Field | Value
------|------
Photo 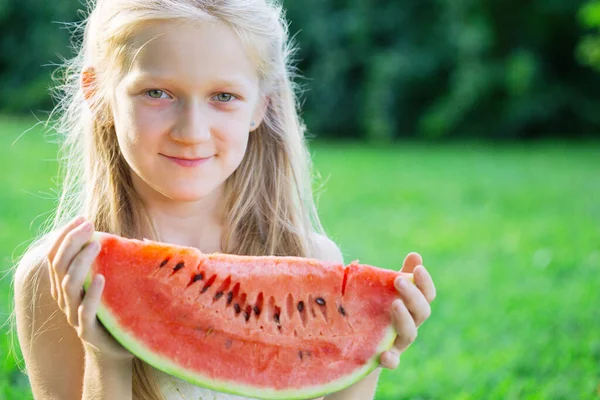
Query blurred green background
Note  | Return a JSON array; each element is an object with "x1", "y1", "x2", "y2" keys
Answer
[
  {"x1": 1, "y1": 0, "x2": 599, "y2": 399},
  {"x1": 2, "y1": 0, "x2": 600, "y2": 139}
]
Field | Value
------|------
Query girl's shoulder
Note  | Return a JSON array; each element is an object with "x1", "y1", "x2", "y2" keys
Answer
[
  {"x1": 14, "y1": 232, "x2": 55, "y2": 289},
  {"x1": 310, "y1": 233, "x2": 344, "y2": 264},
  {"x1": 13, "y1": 230, "x2": 87, "y2": 399}
]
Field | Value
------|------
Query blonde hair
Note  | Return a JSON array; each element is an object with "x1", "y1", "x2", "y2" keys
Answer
[{"x1": 11, "y1": 0, "x2": 326, "y2": 398}]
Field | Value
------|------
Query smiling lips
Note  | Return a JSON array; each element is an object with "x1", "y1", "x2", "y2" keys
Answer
[{"x1": 161, "y1": 154, "x2": 214, "y2": 167}]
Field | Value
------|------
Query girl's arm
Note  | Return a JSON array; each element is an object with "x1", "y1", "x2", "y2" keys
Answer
[
  {"x1": 14, "y1": 248, "x2": 86, "y2": 399},
  {"x1": 323, "y1": 369, "x2": 381, "y2": 400},
  {"x1": 14, "y1": 243, "x2": 133, "y2": 399},
  {"x1": 83, "y1": 346, "x2": 132, "y2": 399}
]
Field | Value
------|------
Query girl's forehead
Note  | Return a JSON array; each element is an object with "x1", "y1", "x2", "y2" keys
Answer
[{"x1": 123, "y1": 19, "x2": 259, "y2": 88}]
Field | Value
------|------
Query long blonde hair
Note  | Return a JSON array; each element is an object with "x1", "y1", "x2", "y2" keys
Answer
[{"x1": 11, "y1": 0, "x2": 326, "y2": 398}]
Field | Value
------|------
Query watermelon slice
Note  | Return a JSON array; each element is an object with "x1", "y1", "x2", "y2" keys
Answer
[{"x1": 84, "y1": 232, "x2": 413, "y2": 399}]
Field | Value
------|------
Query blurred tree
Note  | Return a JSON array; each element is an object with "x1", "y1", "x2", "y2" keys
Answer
[
  {"x1": 578, "y1": 0, "x2": 600, "y2": 70},
  {"x1": 284, "y1": 0, "x2": 600, "y2": 140},
  {"x1": 0, "y1": 0, "x2": 81, "y2": 113},
  {"x1": 1, "y1": 0, "x2": 599, "y2": 139}
]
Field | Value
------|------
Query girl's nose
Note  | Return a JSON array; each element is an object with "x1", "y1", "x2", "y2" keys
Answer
[{"x1": 170, "y1": 99, "x2": 211, "y2": 143}]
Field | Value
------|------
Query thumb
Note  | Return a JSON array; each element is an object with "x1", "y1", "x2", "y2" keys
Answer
[{"x1": 400, "y1": 252, "x2": 423, "y2": 273}]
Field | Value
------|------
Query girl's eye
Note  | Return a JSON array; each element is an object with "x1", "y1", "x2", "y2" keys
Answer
[
  {"x1": 214, "y1": 93, "x2": 234, "y2": 102},
  {"x1": 146, "y1": 89, "x2": 169, "y2": 99},
  {"x1": 144, "y1": 90, "x2": 235, "y2": 102}
]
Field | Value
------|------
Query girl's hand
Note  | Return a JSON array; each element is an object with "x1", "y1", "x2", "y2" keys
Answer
[
  {"x1": 47, "y1": 216, "x2": 133, "y2": 361},
  {"x1": 380, "y1": 252, "x2": 436, "y2": 369}
]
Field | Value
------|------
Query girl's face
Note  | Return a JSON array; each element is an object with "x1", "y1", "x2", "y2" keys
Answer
[{"x1": 111, "y1": 20, "x2": 265, "y2": 203}]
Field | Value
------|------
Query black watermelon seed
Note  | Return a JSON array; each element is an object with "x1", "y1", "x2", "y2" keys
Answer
[
  {"x1": 298, "y1": 351, "x2": 303, "y2": 360},
  {"x1": 201, "y1": 286, "x2": 210, "y2": 294},
  {"x1": 315, "y1": 297, "x2": 326, "y2": 306},
  {"x1": 225, "y1": 339, "x2": 232, "y2": 349},
  {"x1": 173, "y1": 262, "x2": 185, "y2": 272},
  {"x1": 244, "y1": 311, "x2": 250, "y2": 321},
  {"x1": 274, "y1": 313, "x2": 280, "y2": 324},
  {"x1": 338, "y1": 305, "x2": 346, "y2": 316},
  {"x1": 234, "y1": 303, "x2": 241, "y2": 314},
  {"x1": 214, "y1": 291, "x2": 224, "y2": 300},
  {"x1": 159, "y1": 258, "x2": 169, "y2": 268},
  {"x1": 297, "y1": 301, "x2": 305, "y2": 312},
  {"x1": 192, "y1": 273, "x2": 204, "y2": 282},
  {"x1": 227, "y1": 291, "x2": 234, "y2": 304},
  {"x1": 253, "y1": 305, "x2": 260, "y2": 316}
]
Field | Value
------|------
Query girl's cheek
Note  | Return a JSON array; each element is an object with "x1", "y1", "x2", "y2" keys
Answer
[
  {"x1": 132, "y1": 104, "x2": 173, "y2": 135},
  {"x1": 215, "y1": 109, "x2": 252, "y2": 131}
]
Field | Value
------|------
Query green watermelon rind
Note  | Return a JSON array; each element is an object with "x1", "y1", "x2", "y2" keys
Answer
[{"x1": 84, "y1": 232, "x2": 398, "y2": 399}]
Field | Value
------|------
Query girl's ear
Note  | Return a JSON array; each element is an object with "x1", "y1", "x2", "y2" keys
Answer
[
  {"x1": 81, "y1": 66, "x2": 98, "y2": 107},
  {"x1": 250, "y1": 95, "x2": 270, "y2": 132}
]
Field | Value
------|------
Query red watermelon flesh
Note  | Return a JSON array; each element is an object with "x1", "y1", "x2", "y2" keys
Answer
[{"x1": 85, "y1": 232, "x2": 412, "y2": 399}]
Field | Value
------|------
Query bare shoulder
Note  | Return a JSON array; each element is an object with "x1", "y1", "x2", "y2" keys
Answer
[
  {"x1": 14, "y1": 229, "x2": 63, "y2": 299},
  {"x1": 13, "y1": 237, "x2": 53, "y2": 310},
  {"x1": 13, "y1": 235, "x2": 60, "y2": 355},
  {"x1": 13, "y1": 234, "x2": 85, "y2": 399},
  {"x1": 311, "y1": 233, "x2": 345, "y2": 264}
]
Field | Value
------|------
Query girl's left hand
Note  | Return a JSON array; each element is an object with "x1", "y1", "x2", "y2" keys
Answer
[{"x1": 380, "y1": 252, "x2": 436, "y2": 369}]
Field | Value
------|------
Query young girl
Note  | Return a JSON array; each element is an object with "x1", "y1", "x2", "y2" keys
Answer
[{"x1": 12, "y1": 0, "x2": 436, "y2": 399}]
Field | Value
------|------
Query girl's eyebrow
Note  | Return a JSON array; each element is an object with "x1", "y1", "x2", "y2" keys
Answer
[
  {"x1": 212, "y1": 77, "x2": 252, "y2": 90},
  {"x1": 126, "y1": 72, "x2": 251, "y2": 91}
]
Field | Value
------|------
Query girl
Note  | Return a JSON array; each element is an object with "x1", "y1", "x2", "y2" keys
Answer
[{"x1": 12, "y1": 0, "x2": 436, "y2": 399}]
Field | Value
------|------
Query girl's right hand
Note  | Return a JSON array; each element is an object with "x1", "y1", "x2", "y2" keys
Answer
[{"x1": 47, "y1": 216, "x2": 133, "y2": 361}]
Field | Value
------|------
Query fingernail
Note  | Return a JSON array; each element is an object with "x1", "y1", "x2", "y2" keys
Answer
[
  {"x1": 82, "y1": 222, "x2": 93, "y2": 231},
  {"x1": 396, "y1": 278, "x2": 407, "y2": 290},
  {"x1": 389, "y1": 349, "x2": 400, "y2": 359},
  {"x1": 74, "y1": 216, "x2": 85, "y2": 225},
  {"x1": 394, "y1": 300, "x2": 404, "y2": 314},
  {"x1": 387, "y1": 351, "x2": 400, "y2": 368},
  {"x1": 92, "y1": 275, "x2": 103, "y2": 290}
]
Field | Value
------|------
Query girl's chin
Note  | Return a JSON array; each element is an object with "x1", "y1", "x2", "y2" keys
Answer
[
  {"x1": 153, "y1": 183, "x2": 223, "y2": 203},
  {"x1": 159, "y1": 190, "x2": 215, "y2": 203},
  {"x1": 131, "y1": 171, "x2": 225, "y2": 203}
]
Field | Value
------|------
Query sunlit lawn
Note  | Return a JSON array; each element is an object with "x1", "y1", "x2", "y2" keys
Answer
[{"x1": 1, "y1": 114, "x2": 599, "y2": 399}]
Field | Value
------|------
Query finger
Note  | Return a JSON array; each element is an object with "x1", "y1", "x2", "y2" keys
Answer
[
  {"x1": 47, "y1": 216, "x2": 85, "y2": 303},
  {"x1": 63, "y1": 241, "x2": 101, "y2": 327},
  {"x1": 379, "y1": 349, "x2": 400, "y2": 370},
  {"x1": 392, "y1": 300, "x2": 418, "y2": 353},
  {"x1": 53, "y1": 221, "x2": 95, "y2": 310},
  {"x1": 64, "y1": 240, "x2": 101, "y2": 292},
  {"x1": 78, "y1": 274, "x2": 104, "y2": 339},
  {"x1": 395, "y1": 276, "x2": 431, "y2": 327},
  {"x1": 54, "y1": 221, "x2": 95, "y2": 277},
  {"x1": 400, "y1": 252, "x2": 423, "y2": 273},
  {"x1": 47, "y1": 216, "x2": 85, "y2": 264},
  {"x1": 414, "y1": 265, "x2": 436, "y2": 303}
]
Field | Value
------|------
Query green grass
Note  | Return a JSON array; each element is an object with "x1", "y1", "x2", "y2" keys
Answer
[{"x1": 1, "y1": 114, "x2": 599, "y2": 399}]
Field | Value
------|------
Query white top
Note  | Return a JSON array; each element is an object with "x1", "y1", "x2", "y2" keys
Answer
[{"x1": 154, "y1": 367, "x2": 258, "y2": 400}]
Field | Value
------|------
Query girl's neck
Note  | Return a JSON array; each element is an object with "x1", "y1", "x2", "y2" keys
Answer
[
  {"x1": 131, "y1": 175, "x2": 227, "y2": 253},
  {"x1": 148, "y1": 203, "x2": 225, "y2": 253}
]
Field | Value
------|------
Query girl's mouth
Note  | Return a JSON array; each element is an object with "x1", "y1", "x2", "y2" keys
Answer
[{"x1": 160, "y1": 154, "x2": 214, "y2": 167}]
